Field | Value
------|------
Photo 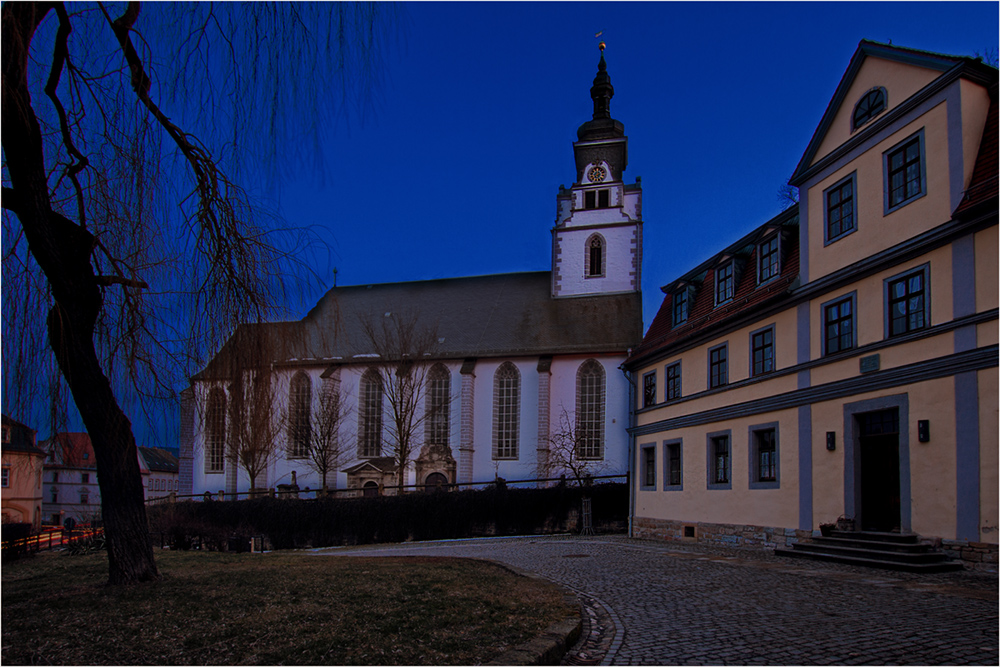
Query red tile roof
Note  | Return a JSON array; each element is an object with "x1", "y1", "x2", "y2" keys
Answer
[
  {"x1": 45, "y1": 433, "x2": 97, "y2": 469},
  {"x1": 629, "y1": 211, "x2": 799, "y2": 367},
  {"x1": 955, "y1": 94, "x2": 998, "y2": 218}
]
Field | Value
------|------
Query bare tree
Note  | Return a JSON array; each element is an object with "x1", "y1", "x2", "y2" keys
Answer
[
  {"x1": 541, "y1": 407, "x2": 610, "y2": 485},
  {"x1": 358, "y1": 311, "x2": 441, "y2": 494},
  {"x1": 2, "y1": 3, "x2": 392, "y2": 584},
  {"x1": 777, "y1": 181, "x2": 799, "y2": 211},
  {"x1": 226, "y1": 371, "x2": 284, "y2": 496},
  {"x1": 304, "y1": 376, "x2": 354, "y2": 494},
  {"x1": 974, "y1": 48, "x2": 998, "y2": 68}
]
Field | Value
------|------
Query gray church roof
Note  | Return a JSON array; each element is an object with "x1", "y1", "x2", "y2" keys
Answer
[{"x1": 194, "y1": 271, "x2": 641, "y2": 379}]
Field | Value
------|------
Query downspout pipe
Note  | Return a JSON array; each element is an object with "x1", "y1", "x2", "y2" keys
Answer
[{"x1": 620, "y1": 359, "x2": 637, "y2": 538}]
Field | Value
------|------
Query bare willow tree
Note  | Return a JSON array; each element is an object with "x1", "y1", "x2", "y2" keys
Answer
[
  {"x1": 541, "y1": 407, "x2": 610, "y2": 485},
  {"x1": 358, "y1": 311, "x2": 440, "y2": 494},
  {"x1": 2, "y1": 3, "x2": 392, "y2": 584}
]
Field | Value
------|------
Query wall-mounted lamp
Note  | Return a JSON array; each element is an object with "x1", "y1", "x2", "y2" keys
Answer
[
  {"x1": 826, "y1": 431, "x2": 836, "y2": 451},
  {"x1": 918, "y1": 420, "x2": 930, "y2": 443}
]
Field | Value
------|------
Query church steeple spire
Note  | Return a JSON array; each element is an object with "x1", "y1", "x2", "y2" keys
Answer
[
  {"x1": 590, "y1": 42, "x2": 613, "y2": 120},
  {"x1": 577, "y1": 43, "x2": 625, "y2": 142}
]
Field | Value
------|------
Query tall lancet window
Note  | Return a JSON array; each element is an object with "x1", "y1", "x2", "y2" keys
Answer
[
  {"x1": 358, "y1": 369, "x2": 383, "y2": 458},
  {"x1": 586, "y1": 233, "x2": 605, "y2": 277},
  {"x1": 576, "y1": 359, "x2": 606, "y2": 460},
  {"x1": 205, "y1": 388, "x2": 226, "y2": 473},
  {"x1": 287, "y1": 372, "x2": 311, "y2": 458},
  {"x1": 492, "y1": 362, "x2": 520, "y2": 460},
  {"x1": 425, "y1": 364, "x2": 451, "y2": 447}
]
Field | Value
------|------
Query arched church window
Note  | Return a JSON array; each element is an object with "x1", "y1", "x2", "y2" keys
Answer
[
  {"x1": 205, "y1": 388, "x2": 226, "y2": 473},
  {"x1": 358, "y1": 369, "x2": 383, "y2": 458},
  {"x1": 576, "y1": 360, "x2": 605, "y2": 460},
  {"x1": 425, "y1": 364, "x2": 450, "y2": 447},
  {"x1": 492, "y1": 362, "x2": 520, "y2": 460},
  {"x1": 586, "y1": 234, "x2": 606, "y2": 277},
  {"x1": 287, "y1": 372, "x2": 311, "y2": 458},
  {"x1": 852, "y1": 87, "x2": 886, "y2": 130}
]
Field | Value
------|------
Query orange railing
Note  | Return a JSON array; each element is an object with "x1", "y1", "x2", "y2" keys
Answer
[{"x1": 1, "y1": 525, "x2": 105, "y2": 554}]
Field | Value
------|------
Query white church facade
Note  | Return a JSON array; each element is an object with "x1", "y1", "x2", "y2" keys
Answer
[{"x1": 179, "y1": 46, "x2": 645, "y2": 497}]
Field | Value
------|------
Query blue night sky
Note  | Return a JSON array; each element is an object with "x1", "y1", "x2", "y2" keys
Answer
[{"x1": 274, "y1": 1, "x2": 998, "y2": 332}]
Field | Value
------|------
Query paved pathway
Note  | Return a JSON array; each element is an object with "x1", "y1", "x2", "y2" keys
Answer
[{"x1": 308, "y1": 535, "x2": 998, "y2": 665}]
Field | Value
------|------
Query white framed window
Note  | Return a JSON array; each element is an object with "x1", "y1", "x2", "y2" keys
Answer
[
  {"x1": 425, "y1": 364, "x2": 451, "y2": 447},
  {"x1": 287, "y1": 371, "x2": 312, "y2": 458},
  {"x1": 585, "y1": 234, "x2": 606, "y2": 278},
  {"x1": 205, "y1": 388, "x2": 226, "y2": 473},
  {"x1": 358, "y1": 369, "x2": 383, "y2": 458},
  {"x1": 576, "y1": 360, "x2": 605, "y2": 460},
  {"x1": 492, "y1": 362, "x2": 520, "y2": 460}
]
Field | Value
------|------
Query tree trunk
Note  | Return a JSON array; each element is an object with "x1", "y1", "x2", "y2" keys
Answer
[{"x1": 2, "y1": 3, "x2": 158, "y2": 584}]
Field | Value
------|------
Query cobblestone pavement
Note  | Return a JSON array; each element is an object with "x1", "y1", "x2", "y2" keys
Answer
[{"x1": 308, "y1": 535, "x2": 998, "y2": 665}]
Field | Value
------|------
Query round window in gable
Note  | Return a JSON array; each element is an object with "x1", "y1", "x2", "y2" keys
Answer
[{"x1": 852, "y1": 87, "x2": 887, "y2": 131}]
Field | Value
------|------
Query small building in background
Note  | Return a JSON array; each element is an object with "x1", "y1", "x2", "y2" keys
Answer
[
  {"x1": 139, "y1": 446, "x2": 179, "y2": 503},
  {"x1": 41, "y1": 433, "x2": 101, "y2": 526},
  {"x1": 1, "y1": 414, "x2": 46, "y2": 530}
]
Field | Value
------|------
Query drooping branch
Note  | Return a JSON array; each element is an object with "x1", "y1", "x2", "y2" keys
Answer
[{"x1": 44, "y1": 2, "x2": 90, "y2": 228}]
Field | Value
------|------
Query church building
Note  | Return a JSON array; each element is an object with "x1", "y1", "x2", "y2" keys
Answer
[{"x1": 180, "y1": 46, "x2": 644, "y2": 497}]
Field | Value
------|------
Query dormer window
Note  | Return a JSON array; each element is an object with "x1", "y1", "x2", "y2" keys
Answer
[
  {"x1": 584, "y1": 189, "x2": 610, "y2": 209},
  {"x1": 852, "y1": 87, "x2": 886, "y2": 131},
  {"x1": 757, "y1": 235, "x2": 780, "y2": 283},
  {"x1": 715, "y1": 262, "x2": 734, "y2": 305},
  {"x1": 672, "y1": 290, "x2": 688, "y2": 326}
]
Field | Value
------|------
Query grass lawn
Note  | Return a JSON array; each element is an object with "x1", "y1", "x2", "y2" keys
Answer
[{"x1": 1, "y1": 549, "x2": 573, "y2": 665}]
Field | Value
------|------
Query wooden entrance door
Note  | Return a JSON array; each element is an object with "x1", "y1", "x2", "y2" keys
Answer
[{"x1": 857, "y1": 409, "x2": 901, "y2": 532}]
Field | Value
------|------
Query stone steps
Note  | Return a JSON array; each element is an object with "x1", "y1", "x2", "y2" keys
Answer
[{"x1": 774, "y1": 530, "x2": 964, "y2": 573}]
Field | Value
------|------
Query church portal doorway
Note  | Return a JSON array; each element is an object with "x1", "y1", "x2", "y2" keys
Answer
[
  {"x1": 424, "y1": 472, "x2": 448, "y2": 491},
  {"x1": 362, "y1": 481, "x2": 379, "y2": 498},
  {"x1": 856, "y1": 408, "x2": 901, "y2": 532}
]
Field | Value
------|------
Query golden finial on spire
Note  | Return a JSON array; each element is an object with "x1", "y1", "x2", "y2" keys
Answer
[{"x1": 595, "y1": 31, "x2": 606, "y2": 52}]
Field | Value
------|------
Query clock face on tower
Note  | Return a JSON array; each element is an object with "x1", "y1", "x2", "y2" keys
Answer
[{"x1": 587, "y1": 165, "x2": 607, "y2": 183}]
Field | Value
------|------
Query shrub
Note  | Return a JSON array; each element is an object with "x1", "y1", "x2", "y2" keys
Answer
[{"x1": 147, "y1": 482, "x2": 627, "y2": 550}]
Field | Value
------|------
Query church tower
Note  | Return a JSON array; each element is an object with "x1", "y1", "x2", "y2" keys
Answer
[{"x1": 552, "y1": 43, "x2": 643, "y2": 298}]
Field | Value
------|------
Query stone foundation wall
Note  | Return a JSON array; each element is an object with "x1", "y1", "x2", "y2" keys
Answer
[
  {"x1": 940, "y1": 539, "x2": 998, "y2": 572},
  {"x1": 632, "y1": 516, "x2": 811, "y2": 550},
  {"x1": 634, "y1": 517, "x2": 999, "y2": 571}
]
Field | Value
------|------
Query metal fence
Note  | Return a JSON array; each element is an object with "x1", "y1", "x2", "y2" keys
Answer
[{"x1": 147, "y1": 473, "x2": 628, "y2": 504}]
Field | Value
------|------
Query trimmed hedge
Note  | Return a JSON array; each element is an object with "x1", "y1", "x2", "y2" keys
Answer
[{"x1": 148, "y1": 482, "x2": 627, "y2": 550}]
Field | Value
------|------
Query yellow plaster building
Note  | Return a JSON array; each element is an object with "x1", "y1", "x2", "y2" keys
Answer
[{"x1": 625, "y1": 41, "x2": 997, "y2": 568}]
